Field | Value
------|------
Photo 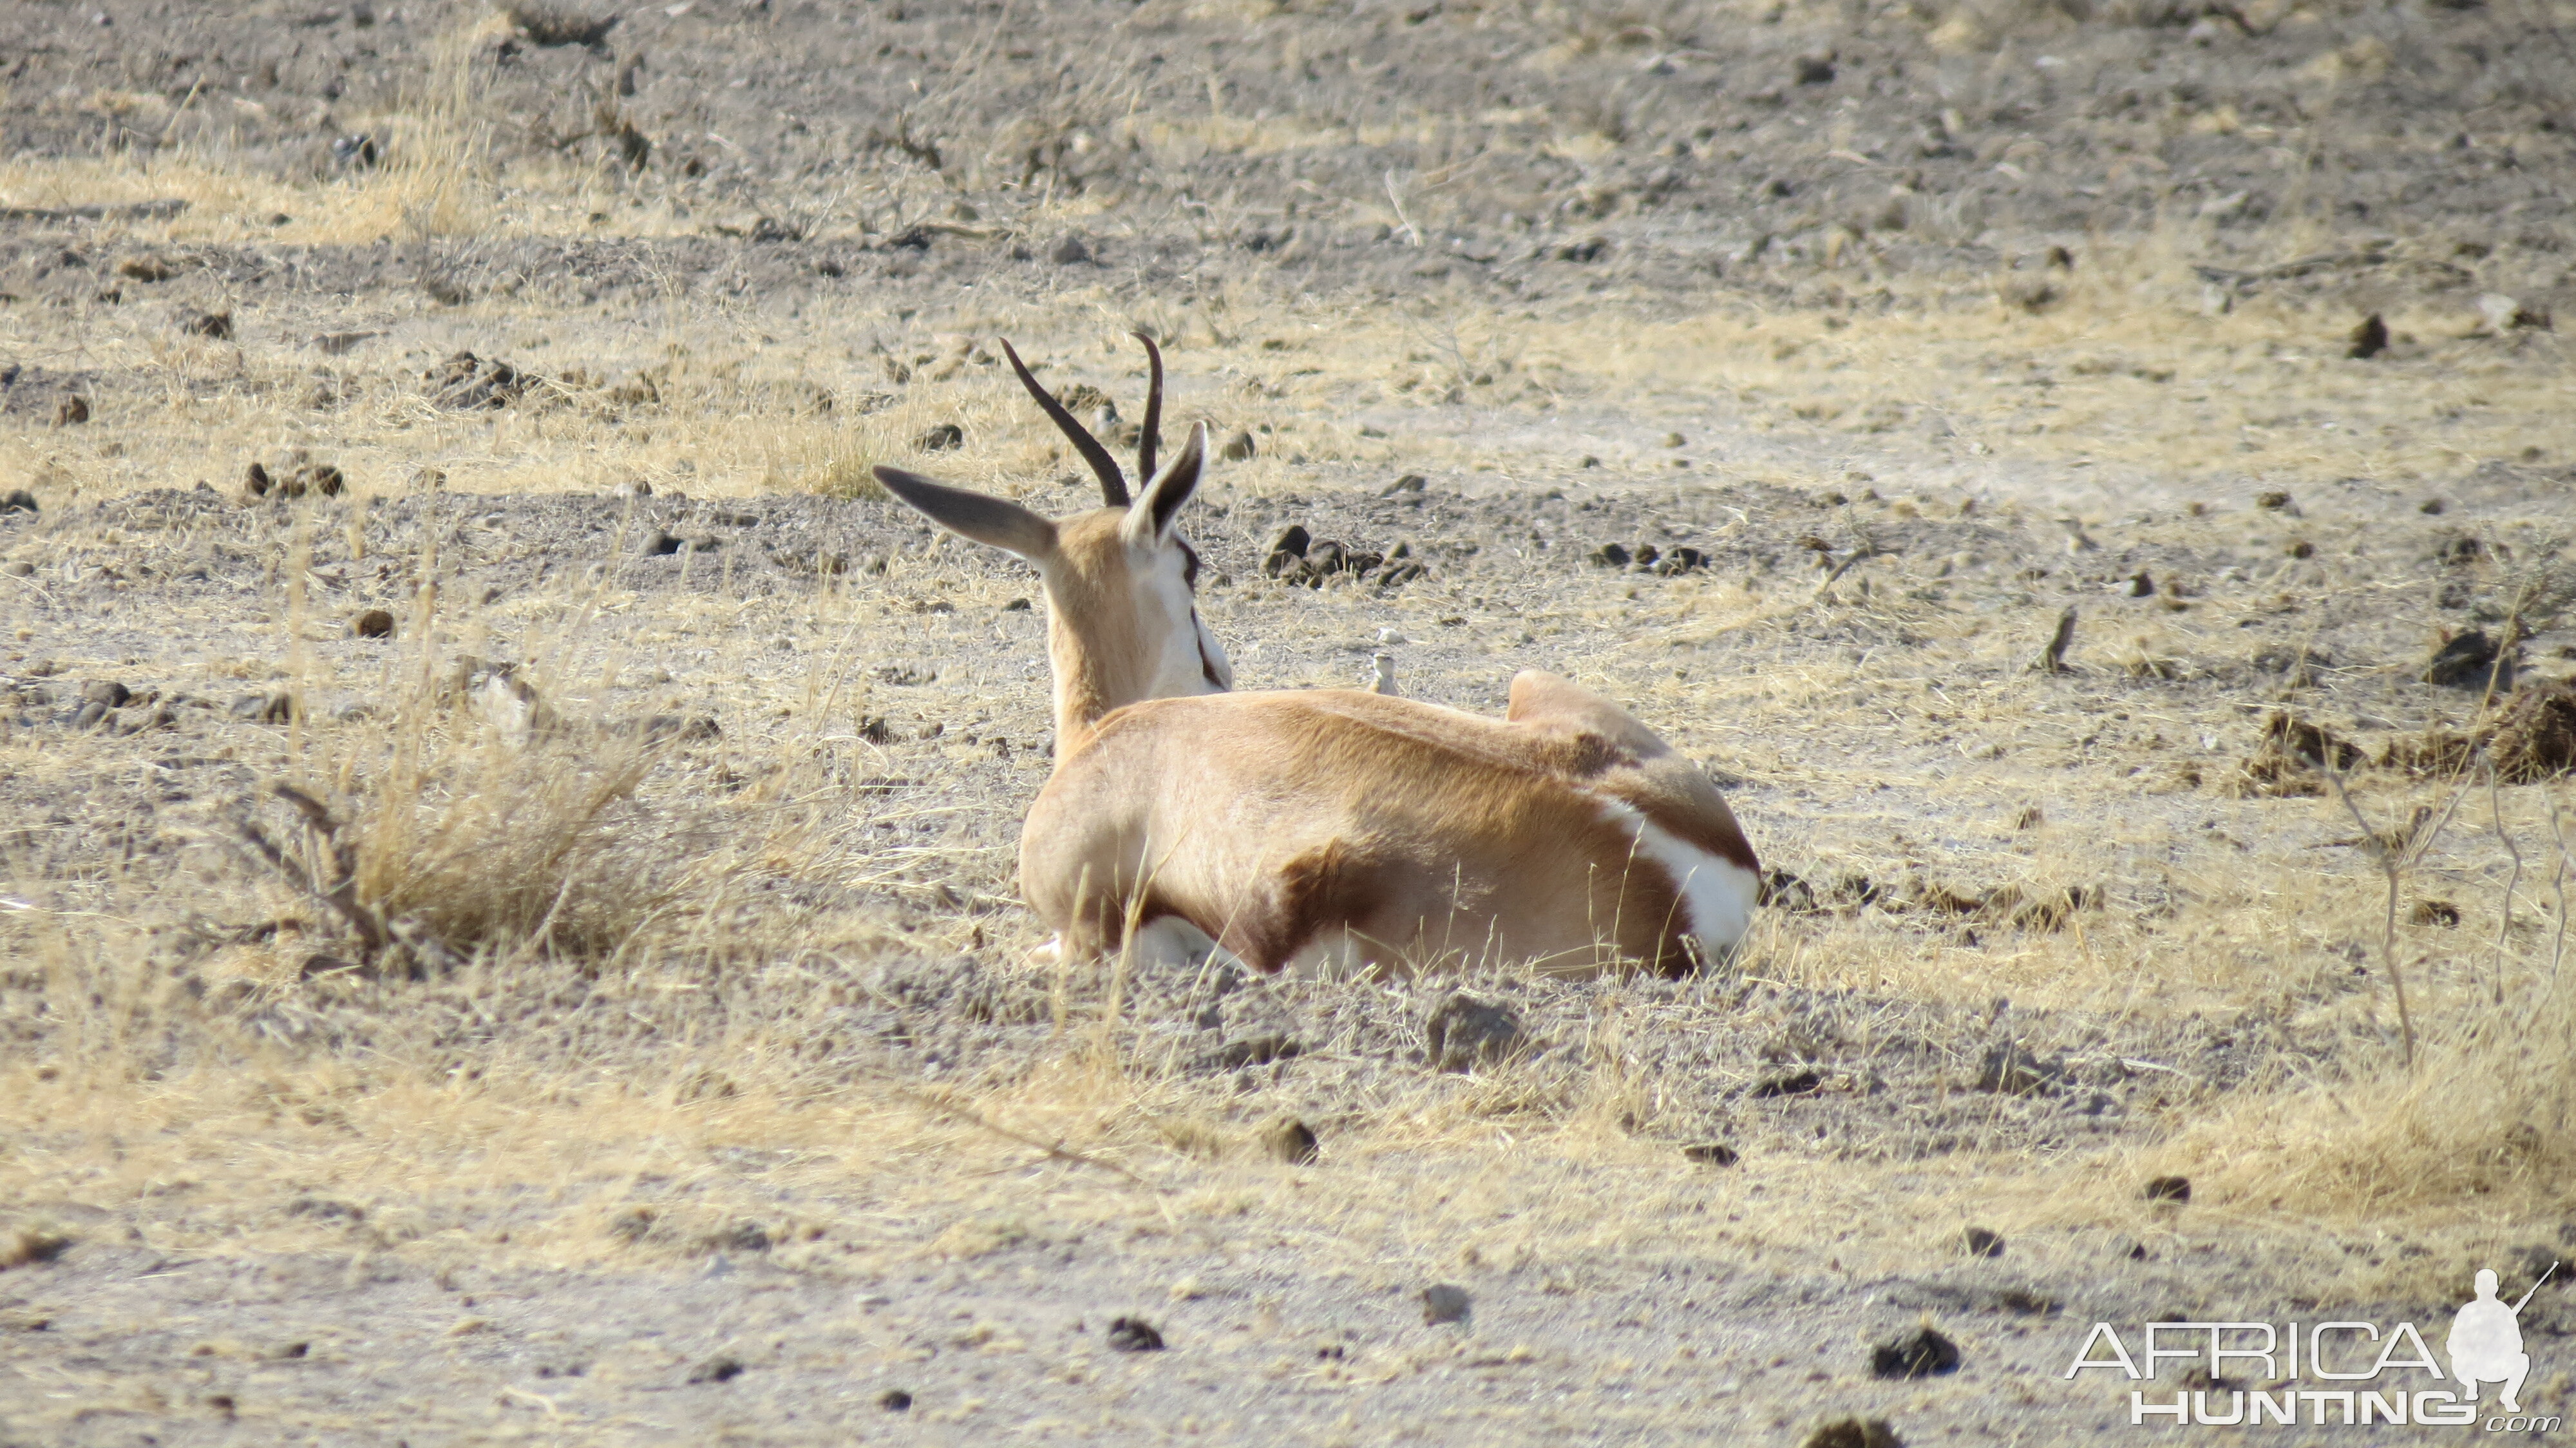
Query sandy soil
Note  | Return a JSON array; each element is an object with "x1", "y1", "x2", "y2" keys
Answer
[{"x1": 5, "y1": 1, "x2": 2576, "y2": 1443}]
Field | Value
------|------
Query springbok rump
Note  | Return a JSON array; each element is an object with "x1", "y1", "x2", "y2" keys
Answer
[{"x1": 873, "y1": 337, "x2": 1760, "y2": 977}]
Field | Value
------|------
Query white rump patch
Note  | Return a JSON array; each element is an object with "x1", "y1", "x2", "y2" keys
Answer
[{"x1": 1593, "y1": 797, "x2": 1760, "y2": 957}]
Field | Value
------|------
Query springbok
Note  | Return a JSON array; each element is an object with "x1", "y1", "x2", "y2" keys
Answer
[{"x1": 872, "y1": 337, "x2": 1760, "y2": 976}]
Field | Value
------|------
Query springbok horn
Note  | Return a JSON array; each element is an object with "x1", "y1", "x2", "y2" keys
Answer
[
  {"x1": 999, "y1": 336, "x2": 1128, "y2": 508},
  {"x1": 1132, "y1": 330, "x2": 1164, "y2": 484}
]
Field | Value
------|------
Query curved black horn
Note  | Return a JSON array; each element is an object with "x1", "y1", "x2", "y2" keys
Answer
[
  {"x1": 999, "y1": 336, "x2": 1128, "y2": 508},
  {"x1": 1132, "y1": 330, "x2": 1164, "y2": 483}
]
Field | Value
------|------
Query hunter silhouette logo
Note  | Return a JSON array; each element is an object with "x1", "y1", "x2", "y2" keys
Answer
[
  {"x1": 2452, "y1": 1264, "x2": 2554, "y2": 1414},
  {"x1": 2068, "y1": 1262, "x2": 2561, "y2": 1431}
]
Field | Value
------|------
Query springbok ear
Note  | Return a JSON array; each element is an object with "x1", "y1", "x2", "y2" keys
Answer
[
  {"x1": 1122, "y1": 421, "x2": 1206, "y2": 549},
  {"x1": 874, "y1": 466, "x2": 1059, "y2": 564}
]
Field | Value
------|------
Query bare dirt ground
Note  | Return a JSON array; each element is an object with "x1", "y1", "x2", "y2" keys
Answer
[{"x1": 5, "y1": 0, "x2": 2576, "y2": 1443}]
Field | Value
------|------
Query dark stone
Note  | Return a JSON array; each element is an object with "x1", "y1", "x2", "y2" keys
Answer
[
  {"x1": 1870, "y1": 1326, "x2": 1960, "y2": 1379},
  {"x1": 1262, "y1": 1118, "x2": 1320, "y2": 1165},
  {"x1": 1964, "y1": 1226, "x2": 2005, "y2": 1259},
  {"x1": 1421, "y1": 1284, "x2": 1472, "y2": 1325},
  {"x1": 1802, "y1": 1418, "x2": 1904, "y2": 1448},
  {"x1": 2423, "y1": 630, "x2": 2503, "y2": 689},
  {"x1": 1751, "y1": 1069, "x2": 1823, "y2": 1098},
  {"x1": 1105, "y1": 1317, "x2": 1164, "y2": 1352},
  {"x1": 1794, "y1": 52, "x2": 1837, "y2": 84},
  {"x1": 878, "y1": 1388, "x2": 913, "y2": 1411},
  {"x1": 1425, "y1": 992, "x2": 1524, "y2": 1073},
  {"x1": 687, "y1": 1355, "x2": 744, "y2": 1384}
]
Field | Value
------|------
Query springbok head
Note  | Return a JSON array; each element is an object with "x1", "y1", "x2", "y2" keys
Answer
[{"x1": 873, "y1": 334, "x2": 1233, "y2": 749}]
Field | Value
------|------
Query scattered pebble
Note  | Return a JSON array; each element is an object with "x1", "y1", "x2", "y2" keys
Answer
[{"x1": 1420, "y1": 1284, "x2": 1472, "y2": 1326}]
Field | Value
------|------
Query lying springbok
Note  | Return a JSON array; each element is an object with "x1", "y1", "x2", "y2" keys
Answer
[{"x1": 872, "y1": 337, "x2": 1759, "y2": 976}]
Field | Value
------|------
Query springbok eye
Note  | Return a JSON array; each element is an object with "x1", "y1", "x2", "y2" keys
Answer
[{"x1": 1177, "y1": 540, "x2": 1201, "y2": 589}]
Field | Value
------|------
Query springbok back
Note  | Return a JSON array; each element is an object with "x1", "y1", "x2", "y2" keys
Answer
[{"x1": 874, "y1": 338, "x2": 1758, "y2": 976}]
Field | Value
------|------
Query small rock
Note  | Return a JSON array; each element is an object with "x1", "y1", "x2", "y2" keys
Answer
[
  {"x1": 1421, "y1": 1284, "x2": 1472, "y2": 1326},
  {"x1": 915, "y1": 422, "x2": 964, "y2": 452},
  {"x1": 1794, "y1": 52, "x2": 1836, "y2": 84},
  {"x1": 0, "y1": 1226, "x2": 73, "y2": 1268},
  {"x1": 1751, "y1": 1069, "x2": 1823, "y2": 1098},
  {"x1": 2143, "y1": 1175, "x2": 2192, "y2": 1203},
  {"x1": 1870, "y1": 1326, "x2": 1960, "y2": 1379},
  {"x1": 231, "y1": 692, "x2": 294, "y2": 724},
  {"x1": 687, "y1": 1355, "x2": 744, "y2": 1384},
  {"x1": 1219, "y1": 430, "x2": 1257, "y2": 462},
  {"x1": 81, "y1": 680, "x2": 131, "y2": 709},
  {"x1": 2423, "y1": 629, "x2": 2503, "y2": 689},
  {"x1": 1661, "y1": 431, "x2": 1686, "y2": 448},
  {"x1": 878, "y1": 1388, "x2": 913, "y2": 1411},
  {"x1": 2347, "y1": 313, "x2": 2388, "y2": 359},
  {"x1": 1425, "y1": 992, "x2": 1524, "y2": 1073},
  {"x1": 353, "y1": 609, "x2": 395, "y2": 640},
  {"x1": 1963, "y1": 1226, "x2": 2005, "y2": 1259},
  {"x1": 1974, "y1": 1043, "x2": 2057, "y2": 1096},
  {"x1": 0, "y1": 488, "x2": 37, "y2": 514},
  {"x1": 1105, "y1": 1317, "x2": 1165, "y2": 1352},
  {"x1": 425, "y1": 352, "x2": 529, "y2": 409},
  {"x1": 2410, "y1": 899, "x2": 2461, "y2": 927},
  {"x1": 1048, "y1": 234, "x2": 1092, "y2": 265},
  {"x1": 1683, "y1": 1142, "x2": 1740, "y2": 1167},
  {"x1": 1262, "y1": 1118, "x2": 1320, "y2": 1165},
  {"x1": 1803, "y1": 1418, "x2": 1904, "y2": 1448},
  {"x1": 1263, "y1": 524, "x2": 1312, "y2": 577},
  {"x1": 2479, "y1": 293, "x2": 2551, "y2": 332}
]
